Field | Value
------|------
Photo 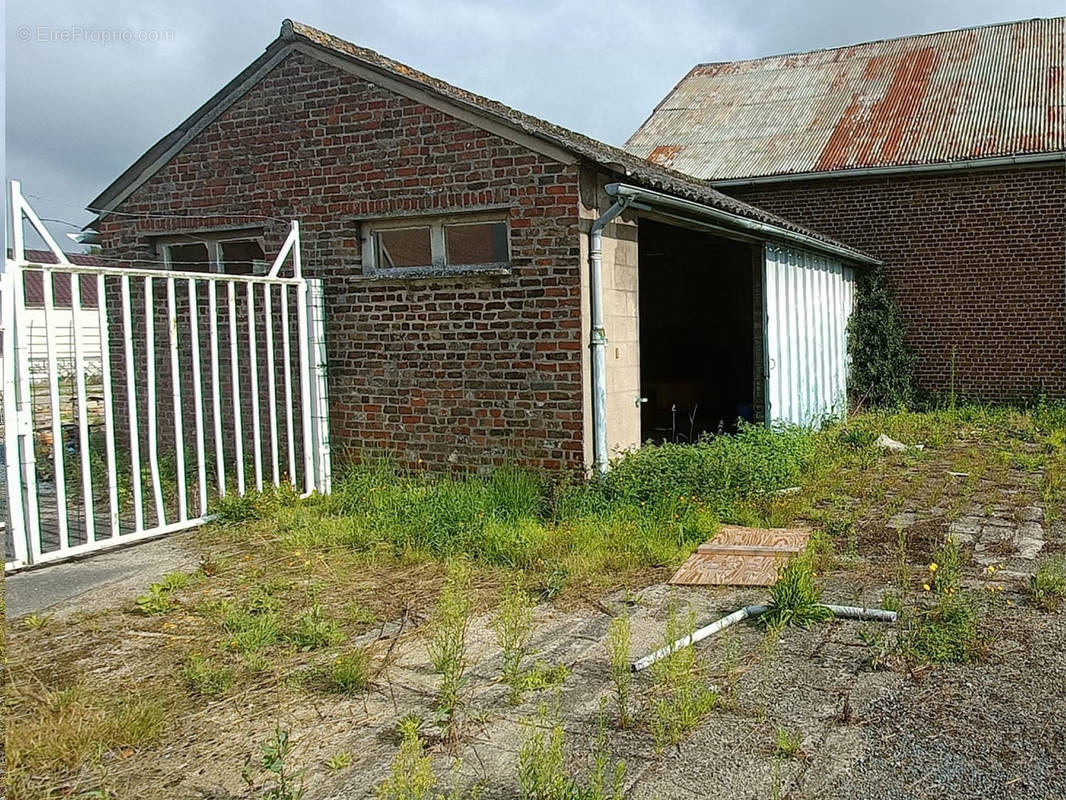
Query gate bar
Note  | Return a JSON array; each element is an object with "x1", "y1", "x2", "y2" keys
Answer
[
  {"x1": 121, "y1": 275, "x2": 144, "y2": 532},
  {"x1": 97, "y1": 273, "x2": 120, "y2": 537},
  {"x1": 41, "y1": 269, "x2": 70, "y2": 548}
]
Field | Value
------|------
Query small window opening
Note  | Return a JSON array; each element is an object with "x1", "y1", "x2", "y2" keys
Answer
[
  {"x1": 167, "y1": 242, "x2": 212, "y2": 273},
  {"x1": 220, "y1": 240, "x2": 266, "y2": 275},
  {"x1": 444, "y1": 221, "x2": 509, "y2": 265},
  {"x1": 373, "y1": 227, "x2": 433, "y2": 268}
]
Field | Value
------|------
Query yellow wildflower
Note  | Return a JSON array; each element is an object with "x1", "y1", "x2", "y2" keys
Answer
[
  {"x1": 923, "y1": 584, "x2": 931, "y2": 591},
  {"x1": 928, "y1": 563, "x2": 938, "y2": 572}
]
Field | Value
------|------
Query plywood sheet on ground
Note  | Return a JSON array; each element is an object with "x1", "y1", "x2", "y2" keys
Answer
[{"x1": 670, "y1": 524, "x2": 811, "y2": 586}]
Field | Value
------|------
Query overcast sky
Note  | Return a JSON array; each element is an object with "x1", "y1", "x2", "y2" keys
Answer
[{"x1": 6, "y1": 0, "x2": 1063, "y2": 246}]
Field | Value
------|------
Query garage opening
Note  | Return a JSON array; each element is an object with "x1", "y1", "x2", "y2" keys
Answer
[{"x1": 638, "y1": 219, "x2": 759, "y2": 443}]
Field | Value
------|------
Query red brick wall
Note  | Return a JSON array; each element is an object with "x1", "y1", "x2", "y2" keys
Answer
[
  {"x1": 728, "y1": 164, "x2": 1066, "y2": 400},
  {"x1": 98, "y1": 50, "x2": 585, "y2": 473}
]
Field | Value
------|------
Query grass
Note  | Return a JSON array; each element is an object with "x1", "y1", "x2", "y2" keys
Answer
[
  {"x1": 303, "y1": 422, "x2": 818, "y2": 581},
  {"x1": 774, "y1": 727, "x2": 804, "y2": 760},
  {"x1": 180, "y1": 653, "x2": 235, "y2": 697},
  {"x1": 6, "y1": 686, "x2": 165, "y2": 795},
  {"x1": 899, "y1": 591, "x2": 986, "y2": 664},
  {"x1": 1029, "y1": 556, "x2": 1066, "y2": 611},
  {"x1": 10, "y1": 401, "x2": 1066, "y2": 797},
  {"x1": 761, "y1": 553, "x2": 833, "y2": 629},
  {"x1": 324, "y1": 648, "x2": 372, "y2": 694}
]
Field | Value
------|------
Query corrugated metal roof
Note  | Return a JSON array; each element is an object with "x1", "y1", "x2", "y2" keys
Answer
[{"x1": 626, "y1": 17, "x2": 1065, "y2": 180}]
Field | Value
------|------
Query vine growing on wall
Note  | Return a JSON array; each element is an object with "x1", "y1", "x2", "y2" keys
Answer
[{"x1": 847, "y1": 268, "x2": 915, "y2": 408}]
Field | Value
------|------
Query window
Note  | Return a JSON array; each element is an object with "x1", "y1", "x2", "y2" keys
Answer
[
  {"x1": 373, "y1": 227, "x2": 432, "y2": 268},
  {"x1": 158, "y1": 233, "x2": 267, "y2": 275},
  {"x1": 219, "y1": 240, "x2": 266, "y2": 275},
  {"x1": 363, "y1": 214, "x2": 510, "y2": 274},
  {"x1": 445, "y1": 221, "x2": 508, "y2": 266},
  {"x1": 166, "y1": 243, "x2": 212, "y2": 273}
]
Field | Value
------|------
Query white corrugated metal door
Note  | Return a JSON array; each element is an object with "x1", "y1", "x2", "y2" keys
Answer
[{"x1": 763, "y1": 244, "x2": 855, "y2": 426}]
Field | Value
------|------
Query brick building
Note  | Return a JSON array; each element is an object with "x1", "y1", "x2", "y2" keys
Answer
[
  {"x1": 627, "y1": 17, "x2": 1066, "y2": 401},
  {"x1": 89, "y1": 20, "x2": 874, "y2": 475}
]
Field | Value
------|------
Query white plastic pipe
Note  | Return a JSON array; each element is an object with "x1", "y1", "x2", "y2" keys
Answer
[
  {"x1": 632, "y1": 604, "x2": 767, "y2": 672},
  {"x1": 631, "y1": 603, "x2": 897, "y2": 672}
]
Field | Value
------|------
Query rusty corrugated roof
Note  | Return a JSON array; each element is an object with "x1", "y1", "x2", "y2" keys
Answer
[{"x1": 626, "y1": 17, "x2": 1065, "y2": 181}]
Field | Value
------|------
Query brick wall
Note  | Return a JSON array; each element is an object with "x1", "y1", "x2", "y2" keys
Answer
[
  {"x1": 98, "y1": 50, "x2": 586, "y2": 474},
  {"x1": 728, "y1": 164, "x2": 1066, "y2": 400}
]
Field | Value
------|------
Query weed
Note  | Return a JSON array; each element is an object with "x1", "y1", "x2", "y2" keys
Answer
[
  {"x1": 180, "y1": 653, "x2": 235, "y2": 698},
  {"x1": 428, "y1": 562, "x2": 473, "y2": 738},
  {"x1": 1029, "y1": 556, "x2": 1066, "y2": 611},
  {"x1": 517, "y1": 702, "x2": 625, "y2": 800},
  {"x1": 286, "y1": 603, "x2": 344, "y2": 651},
  {"x1": 517, "y1": 706, "x2": 569, "y2": 800},
  {"x1": 894, "y1": 526, "x2": 911, "y2": 602},
  {"x1": 761, "y1": 554, "x2": 833, "y2": 629},
  {"x1": 324, "y1": 649, "x2": 372, "y2": 695},
  {"x1": 325, "y1": 750, "x2": 353, "y2": 771},
  {"x1": 514, "y1": 662, "x2": 570, "y2": 694},
  {"x1": 134, "y1": 571, "x2": 191, "y2": 615},
  {"x1": 646, "y1": 600, "x2": 719, "y2": 751},
  {"x1": 134, "y1": 585, "x2": 174, "y2": 616},
  {"x1": 158, "y1": 571, "x2": 191, "y2": 591},
  {"x1": 492, "y1": 582, "x2": 537, "y2": 703},
  {"x1": 605, "y1": 613, "x2": 633, "y2": 728},
  {"x1": 756, "y1": 626, "x2": 781, "y2": 719},
  {"x1": 198, "y1": 554, "x2": 222, "y2": 577},
  {"x1": 376, "y1": 718, "x2": 436, "y2": 800},
  {"x1": 346, "y1": 601, "x2": 379, "y2": 625},
  {"x1": 774, "y1": 727, "x2": 804, "y2": 760},
  {"x1": 929, "y1": 538, "x2": 962, "y2": 595},
  {"x1": 899, "y1": 592, "x2": 985, "y2": 664},
  {"x1": 222, "y1": 605, "x2": 283, "y2": 654},
  {"x1": 242, "y1": 723, "x2": 304, "y2": 800},
  {"x1": 21, "y1": 613, "x2": 51, "y2": 630},
  {"x1": 716, "y1": 628, "x2": 742, "y2": 709}
]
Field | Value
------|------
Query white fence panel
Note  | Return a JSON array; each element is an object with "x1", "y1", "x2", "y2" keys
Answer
[{"x1": 3, "y1": 182, "x2": 330, "y2": 572}]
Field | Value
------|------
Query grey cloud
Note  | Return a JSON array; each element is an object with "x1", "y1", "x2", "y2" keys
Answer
[{"x1": 6, "y1": 0, "x2": 1062, "y2": 243}]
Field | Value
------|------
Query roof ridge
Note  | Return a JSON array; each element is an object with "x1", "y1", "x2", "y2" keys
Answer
[{"x1": 691, "y1": 15, "x2": 1063, "y2": 68}]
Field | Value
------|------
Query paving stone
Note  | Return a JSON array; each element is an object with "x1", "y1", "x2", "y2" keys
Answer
[
  {"x1": 887, "y1": 512, "x2": 918, "y2": 528},
  {"x1": 949, "y1": 521, "x2": 981, "y2": 537},
  {"x1": 1015, "y1": 537, "x2": 1045, "y2": 560},
  {"x1": 1019, "y1": 506, "x2": 1045, "y2": 522}
]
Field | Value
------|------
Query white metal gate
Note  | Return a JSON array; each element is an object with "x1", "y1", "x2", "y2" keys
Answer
[
  {"x1": 3, "y1": 181, "x2": 330, "y2": 571},
  {"x1": 763, "y1": 243, "x2": 855, "y2": 426}
]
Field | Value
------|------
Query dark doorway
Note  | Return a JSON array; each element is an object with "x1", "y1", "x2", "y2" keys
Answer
[{"x1": 638, "y1": 220, "x2": 758, "y2": 443}]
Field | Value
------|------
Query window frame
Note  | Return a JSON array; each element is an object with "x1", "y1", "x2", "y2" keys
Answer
[
  {"x1": 361, "y1": 212, "x2": 511, "y2": 277},
  {"x1": 156, "y1": 229, "x2": 268, "y2": 275}
]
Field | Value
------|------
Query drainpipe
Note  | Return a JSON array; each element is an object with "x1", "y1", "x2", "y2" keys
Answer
[{"x1": 589, "y1": 195, "x2": 632, "y2": 476}]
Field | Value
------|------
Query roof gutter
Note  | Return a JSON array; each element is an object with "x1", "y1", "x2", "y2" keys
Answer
[
  {"x1": 606, "y1": 183, "x2": 881, "y2": 266},
  {"x1": 711, "y1": 151, "x2": 1066, "y2": 187}
]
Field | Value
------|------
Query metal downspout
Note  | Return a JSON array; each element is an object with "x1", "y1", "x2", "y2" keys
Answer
[{"x1": 589, "y1": 196, "x2": 631, "y2": 475}]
